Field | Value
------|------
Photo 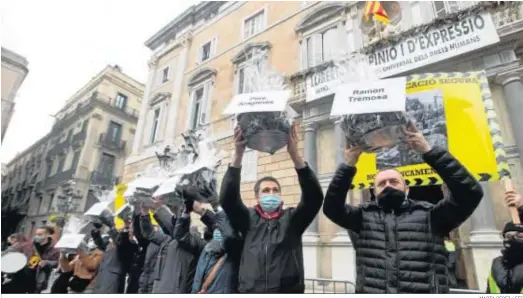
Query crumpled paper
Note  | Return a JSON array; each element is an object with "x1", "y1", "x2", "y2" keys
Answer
[
  {"x1": 335, "y1": 52, "x2": 407, "y2": 152},
  {"x1": 233, "y1": 47, "x2": 293, "y2": 154}
]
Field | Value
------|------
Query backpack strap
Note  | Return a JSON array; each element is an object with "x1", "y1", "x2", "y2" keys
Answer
[{"x1": 198, "y1": 256, "x2": 226, "y2": 294}]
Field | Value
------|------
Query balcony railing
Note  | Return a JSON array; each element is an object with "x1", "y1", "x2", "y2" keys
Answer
[
  {"x1": 52, "y1": 92, "x2": 139, "y2": 132},
  {"x1": 90, "y1": 171, "x2": 119, "y2": 187},
  {"x1": 98, "y1": 133, "x2": 126, "y2": 152},
  {"x1": 491, "y1": 2, "x2": 523, "y2": 34}
]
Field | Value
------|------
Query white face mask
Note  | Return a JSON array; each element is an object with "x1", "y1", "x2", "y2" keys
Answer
[{"x1": 87, "y1": 240, "x2": 96, "y2": 250}]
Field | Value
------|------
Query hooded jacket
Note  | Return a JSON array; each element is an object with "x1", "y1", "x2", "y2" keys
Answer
[
  {"x1": 487, "y1": 212, "x2": 523, "y2": 294},
  {"x1": 92, "y1": 227, "x2": 135, "y2": 294},
  {"x1": 323, "y1": 147, "x2": 483, "y2": 293},
  {"x1": 138, "y1": 212, "x2": 168, "y2": 294},
  {"x1": 219, "y1": 164, "x2": 324, "y2": 293},
  {"x1": 190, "y1": 211, "x2": 242, "y2": 294}
]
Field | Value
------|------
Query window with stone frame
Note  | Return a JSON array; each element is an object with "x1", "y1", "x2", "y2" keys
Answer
[
  {"x1": 150, "y1": 108, "x2": 161, "y2": 144},
  {"x1": 198, "y1": 38, "x2": 217, "y2": 63},
  {"x1": 232, "y1": 42, "x2": 271, "y2": 95},
  {"x1": 243, "y1": 8, "x2": 266, "y2": 39},
  {"x1": 432, "y1": 1, "x2": 476, "y2": 18},
  {"x1": 295, "y1": 3, "x2": 351, "y2": 71},
  {"x1": 186, "y1": 67, "x2": 216, "y2": 131},
  {"x1": 115, "y1": 93, "x2": 128, "y2": 110}
]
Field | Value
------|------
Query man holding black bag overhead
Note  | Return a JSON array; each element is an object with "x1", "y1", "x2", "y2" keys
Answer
[
  {"x1": 220, "y1": 122, "x2": 324, "y2": 293},
  {"x1": 323, "y1": 122, "x2": 483, "y2": 294}
]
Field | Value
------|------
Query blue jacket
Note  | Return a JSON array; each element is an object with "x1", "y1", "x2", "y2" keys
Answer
[{"x1": 191, "y1": 241, "x2": 238, "y2": 294}]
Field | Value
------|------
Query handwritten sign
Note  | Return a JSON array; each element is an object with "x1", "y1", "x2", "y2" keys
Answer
[
  {"x1": 223, "y1": 91, "x2": 290, "y2": 115},
  {"x1": 331, "y1": 77, "x2": 407, "y2": 116}
]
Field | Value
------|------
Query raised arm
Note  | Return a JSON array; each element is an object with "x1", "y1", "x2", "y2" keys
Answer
[
  {"x1": 153, "y1": 205, "x2": 176, "y2": 236},
  {"x1": 220, "y1": 128, "x2": 251, "y2": 236},
  {"x1": 132, "y1": 212, "x2": 149, "y2": 249},
  {"x1": 173, "y1": 210, "x2": 207, "y2": 254},
  {"x1": 401, "y1": 122, "x2": 483, "y2": 235},
  {"x1": 140, "y1": 213, "x2": 170, "y2": 245},
  {"x1": 290, "y1": 164, "x2": 324, "y2": 236},
  {"x1": 91, "y1": 226, "x2": 107, "y2": 251},
  {"x1": 323, "y1": 145, "x2": 363, "y2": 233},
  {"x1": 323, "y1": 164, "x2": 363, "y2": 232}
]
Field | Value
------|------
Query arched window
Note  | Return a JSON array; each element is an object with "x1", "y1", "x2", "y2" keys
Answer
[{"x1": 186, "y1": 67, "x2": 217, "y2": 131}]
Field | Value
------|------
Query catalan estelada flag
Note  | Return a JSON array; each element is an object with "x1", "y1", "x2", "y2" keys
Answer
[{"x1": 364, "y1": 1, "x2": 390, "y2": 24}]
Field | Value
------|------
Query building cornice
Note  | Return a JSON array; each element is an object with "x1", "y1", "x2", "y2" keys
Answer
[
  {"x1": 145, "y1": 2, "x2": 226, "y2": 51},
  {"x1": 1, "y1": 47, "x2": 29, "y2": 73}
]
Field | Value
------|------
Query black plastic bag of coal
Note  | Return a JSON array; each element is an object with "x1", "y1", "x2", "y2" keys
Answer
[
  {"x1": 340, "y1": 112, "x2": 408, "y2": 152},
  {"x1": 177, "y1": 166, "x2": 218, "y2": 205},
  {"x1": 236, "y1": 111, "x2": 292, "y2": 154}
]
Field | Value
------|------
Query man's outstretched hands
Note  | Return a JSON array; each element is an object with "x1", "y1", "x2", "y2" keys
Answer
[
  {"x1": 344, "y1": 139, "x2": 363, "y2": 167},
  {"x1": 505, "y1": 190, "x2": 523, "y2": 209},
  {"x1": 231, "y1": 126, "x2": 247, "y2": 168},
  {"x1": 402, "y1": 121, "x2": 432, "y2": 154},
  {"x1": 287, "y1": 121, "x2": 306, "y2": 169}
]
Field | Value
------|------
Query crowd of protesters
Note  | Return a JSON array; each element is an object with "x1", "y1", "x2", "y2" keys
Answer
[{"x1": 2, "y1": 123, "x2": 522, "y2": 294}]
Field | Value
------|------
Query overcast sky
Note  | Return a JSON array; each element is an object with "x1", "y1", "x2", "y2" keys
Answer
[{"x1": 1, "y1": 0, "x2": 198, "y2": 163}]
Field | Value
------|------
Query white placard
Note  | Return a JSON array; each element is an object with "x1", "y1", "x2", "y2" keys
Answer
[
  {"x1": 84, "y1": 201, "x2": 112, "y2": 217},
  {"x1": 223, "y1": 90, "x2": 290, "y2": 115},
  {"x1": 153, "y1": 175, "x2": 182, "y2": 197},
  {"x1": 368, "y1": 13, "x2": 500, "y2": 78},
  {"x1": 124, "y1": 176, "x2": 166, "y2": 197},
  {"x1": 305, "y1": 13, "x2": 500, "y2": 103},
  {"x1": 55, "y1": 233, "x2": 85, "y2": 249},
  {"x1": 330, "y1": 77, "x2": 407, "y2": 116},
  {"x1": 307, "y1": 78, "x2": 341, "y2": 102}
]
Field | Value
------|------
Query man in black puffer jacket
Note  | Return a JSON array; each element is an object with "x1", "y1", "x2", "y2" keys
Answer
[
  {"x1": 323, "y1": 122, "x2": 483, "y2": 294},
  {"x1": 220, "y1": 123, "x2": 324, "y2": 293}
]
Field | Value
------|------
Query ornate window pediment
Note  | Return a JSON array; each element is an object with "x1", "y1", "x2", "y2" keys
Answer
[
  {"x1": 295, "y1": 3, "x2": 348, "y2": 34},
  {"x1": 187, "y1": 67, "x2": 217, "y2": 88},
  {"x1": 231, "y1": 42, "x2": 272, "y2": 65},
  {"x1": 149, "y1": 92, "x2": 172, "y2": 106}
]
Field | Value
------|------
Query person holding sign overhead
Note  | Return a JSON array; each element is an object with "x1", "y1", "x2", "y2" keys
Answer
[
  {"x1": 219, "y1": 122, "x2": 324, "y2": 293},
  {"x1": 323, "y1": 121, "x2": 483, "y2": 294},
  {"x1": 486, "y1": 189, "x2": 523, "y2": 294}
]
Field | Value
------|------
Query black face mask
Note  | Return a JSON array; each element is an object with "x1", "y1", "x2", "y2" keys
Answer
[
  {"x1": 502, "y1": 238, "x2": 523, "y2": 263},
  {"x1": 376, "y1": 187, "x2": 406, "y2": 211}
]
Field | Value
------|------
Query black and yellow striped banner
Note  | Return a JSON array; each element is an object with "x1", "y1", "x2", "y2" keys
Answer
[{"x1": 350, "y1": 71, "x2": 511, "y2": 189}]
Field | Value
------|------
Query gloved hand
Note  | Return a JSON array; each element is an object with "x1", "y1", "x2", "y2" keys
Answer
[{"x1": 100, "y1": 210, "x2": 115, "y2": 228}]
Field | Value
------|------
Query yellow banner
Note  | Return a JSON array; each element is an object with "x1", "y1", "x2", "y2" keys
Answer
[
  {"x1": 114, "y1": 184, "x2": 158, "y2": 229},
  {"x1": 351, "y1": 71, "x2": 511, "y2": 189}
]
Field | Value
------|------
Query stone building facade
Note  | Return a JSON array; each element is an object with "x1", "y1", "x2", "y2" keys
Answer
[
  {"x1": 1, "y1": 47, "x2": 29, "y2": 141},
  {"x1": 123, "y1": 1, "x2": 523, "y2": 291},
  {"x1": 1, "y1": 65, "x2": 144, "y2": 239}
]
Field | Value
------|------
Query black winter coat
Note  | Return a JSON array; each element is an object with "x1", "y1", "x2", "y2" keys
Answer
[
  {"x1": 189, "y1": 211, "x2": 243, "y2": 293},
  {"x1": 93, "y1": 228, "x2": 136, "y2": 294},
  {"x1": 323, "y1": 147, "x2": 483, "y2": 294},
  {"x1": 488, "y1": 256, "x2": 523, "y2": 293},
  {"x1": 126, "y1": 214, "x2": 149, "y2": 293},
  {"x1": 138, "y1": 212, "x2": 170, "y2": 294},
  {"x1": 219, "y1": 164, "x2": 324, "y2": 293}
]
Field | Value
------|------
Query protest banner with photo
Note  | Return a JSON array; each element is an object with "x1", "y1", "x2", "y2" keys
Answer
[{"x1": 350, "y1": 71, "x2": 511, "y2": 189}]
